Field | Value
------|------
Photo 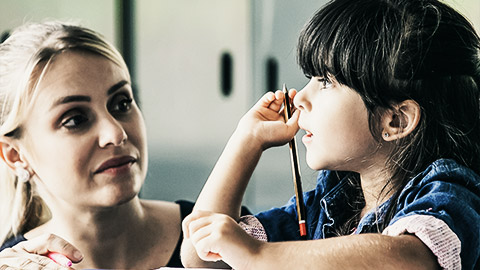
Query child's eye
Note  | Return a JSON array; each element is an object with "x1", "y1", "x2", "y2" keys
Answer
[{"x1": 317, "y1": 77, "x2": 333, "y2": 89}]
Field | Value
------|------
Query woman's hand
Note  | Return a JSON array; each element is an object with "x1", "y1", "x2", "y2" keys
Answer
[
  {"x1": 236, "y1": 89, "x2": 300, "y2": 150},
  {"x1": 0, "y1": 234, "x2": 83, "y2": 270},
  {"x1": 183, "y1": 210, "x2": 262, "y2": 270}
]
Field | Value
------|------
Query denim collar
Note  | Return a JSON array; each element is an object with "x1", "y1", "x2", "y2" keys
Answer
[
  {"x1": 317, "y1": 159, "x2": 476, "y2": 236},
  {"x1": 318, "y1": 172, "x2": 392, "y2": 236}
]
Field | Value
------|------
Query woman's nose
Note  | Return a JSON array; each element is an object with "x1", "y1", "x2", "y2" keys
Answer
[{"x1": 98, "y1": 116, "x2": 128, "y2": 148}]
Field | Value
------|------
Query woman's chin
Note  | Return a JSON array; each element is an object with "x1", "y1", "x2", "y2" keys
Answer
[{"x1": 92, "y1": 188, "x2": 139, "y2": 207}]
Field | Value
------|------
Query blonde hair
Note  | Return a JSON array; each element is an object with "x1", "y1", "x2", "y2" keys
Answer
[{"x1": 0, "y1": 21, "x2": 129, "y2": 244}]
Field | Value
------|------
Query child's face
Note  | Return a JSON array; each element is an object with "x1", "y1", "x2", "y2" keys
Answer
[{"x1": 293, "y1": 77, "x2": 381, "y2": 173}]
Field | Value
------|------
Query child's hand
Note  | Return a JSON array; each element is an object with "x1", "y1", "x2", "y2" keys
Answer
[
  {"x1": 236, "y1": 89, "x2": 300, "y2": 150},
  {"x1": 182, "y1": 210, "x2": 262, "y2": 269}
]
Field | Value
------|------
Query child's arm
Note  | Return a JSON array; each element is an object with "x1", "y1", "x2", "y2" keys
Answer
[
  {"x1": 181, "y1": 90, "x2": 299, "y2": 267},
  {"x1": 183, "y1": 211, "x2": 439, "y2": 270},
  {"x1": 193, "y1": 90, "x2": 299, "y2": 217}
]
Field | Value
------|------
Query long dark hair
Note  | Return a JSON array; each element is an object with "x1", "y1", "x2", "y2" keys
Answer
[{"x1": 297, "y1": 0, "x2": 480, "y2": 232}]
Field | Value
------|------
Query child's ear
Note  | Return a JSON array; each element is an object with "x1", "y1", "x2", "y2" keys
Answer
[
  {"x1": 0, "y1": 137, "x2": 26, "y2": 171},
  {"x1": 381, "y1": 99, "x2": 421, "y2": 141}
]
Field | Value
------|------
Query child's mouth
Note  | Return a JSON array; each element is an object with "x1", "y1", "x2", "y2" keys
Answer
[{"x1": 302, "y1": 130, "x2": 313, "y2": 144}]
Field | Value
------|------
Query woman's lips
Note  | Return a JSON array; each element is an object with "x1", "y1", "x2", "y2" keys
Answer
[{"x1": 94, "y1": 156, "x2": 136, "y2": 174}]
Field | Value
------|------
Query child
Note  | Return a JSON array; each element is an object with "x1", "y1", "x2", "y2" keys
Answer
[{"x1": 181, "y1": 0, "x2": 480, "y2": 269}]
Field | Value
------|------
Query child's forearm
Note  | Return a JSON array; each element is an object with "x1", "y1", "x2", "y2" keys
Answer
[
  {"x1": 193, "y1": 129, "x2": 263, "y2": 220},
  {"x1": 182, "y1": 213, "x2": 439, "y2": 269},
  {"x1": 182, "y1": 91, "x2": 299, "y2": 268},
  {"x1": 181, "y1": 130, "x2": 263, "y2": 268},
  {"x1": 237, "y1": 234, "x2": 439, "y2": 270},
  {"x1": 193, "y1": 90, "x2": 298, "y2": 219}
]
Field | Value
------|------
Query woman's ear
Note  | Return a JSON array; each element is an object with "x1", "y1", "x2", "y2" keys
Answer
[
  {"x1": 0, "y1": 137, "x2": 25, "y2": 171},
  {"x1": 381, "y1": 99, "x2": 421, "y2": 141}
]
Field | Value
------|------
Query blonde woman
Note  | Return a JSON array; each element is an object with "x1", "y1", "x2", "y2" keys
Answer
[{"x1": 0, "y1": 21, "x2": 195, "y2": 269}]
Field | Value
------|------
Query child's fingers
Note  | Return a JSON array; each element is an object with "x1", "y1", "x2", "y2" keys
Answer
[
  {"x1": 188, "y1": 217, "x2": 215, "y2": 240},
  {"x1": 195, "y1": 234, "x2": 223, "y2": 262},
  {"x1": 269, "y1": 90, "x2": 285, "y2": 111},
  {"x1": 286, "y1": 88, "x2": 298, "y2": 112},
  {"x1": 252, "y1": 88, "x2": 297, "y2": 112},
  {"x1": 288, "y1": 88, "x2": 298, "y2": 100},
  {"x1": 253, "y1": 90, "x2": 285, "y2": 112},
  {"x1": 183, "y1": 210, "x2": 219, "y2": 239},
  {"x1": 278, "y1": 88, "x2": 298, "y2": 115},
  {"x1": 286, "y1": 109, "x2": 300, "y2": 129},
  {"x1": 182, "y1": 214, "x2": 194, "y2": 239},
  {"x1": 185, "y1": 214, "x2": 224, "y2": 262},
  {"x1": 253, "y1": 91, "x2": 276, "y2": 109},
  {"x1": 189, "y1": 220, "x2": 215, "y2": 249}
]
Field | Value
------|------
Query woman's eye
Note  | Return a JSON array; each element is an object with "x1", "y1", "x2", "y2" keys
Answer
[
  {"x1": 110, "y1": 95, "x2": 133, "y2": 114},
  {"x1": 61, "y1": 114, "x2": 88, "y2": 129}
]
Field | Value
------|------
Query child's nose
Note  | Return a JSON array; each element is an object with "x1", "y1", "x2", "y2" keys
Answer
[{"x1": 293, "y1": 87, "x2": 310, "y2": 112}]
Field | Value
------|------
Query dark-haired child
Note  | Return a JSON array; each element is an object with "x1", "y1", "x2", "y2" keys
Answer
[{"x1": 182, "y1": 0, "x2": 480, "y2": 269}]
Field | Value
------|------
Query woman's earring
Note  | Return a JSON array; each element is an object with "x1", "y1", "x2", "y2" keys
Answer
[
  {"x1": 383, "y1": 132, "x2": 390, "y2": 138},
  {"x1": 15, "y1": 165, "x2": 31, "y2": 183}
]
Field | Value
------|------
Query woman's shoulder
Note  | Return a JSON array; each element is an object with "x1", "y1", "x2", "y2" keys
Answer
[{"x1": 1, "y1": 234, "x2": 26, "y2": 251}]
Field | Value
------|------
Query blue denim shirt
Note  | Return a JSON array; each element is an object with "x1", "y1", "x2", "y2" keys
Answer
[{"x1": 256, "y1": 159, "x2": 480, "y2": 269}]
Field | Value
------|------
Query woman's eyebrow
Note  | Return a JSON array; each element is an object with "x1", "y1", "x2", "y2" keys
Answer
[
  {"x1": 50, "y1": 95, "x2": 91, "y2": 109},
  {"x1": 107, "y1": 80, "x2": 129, "y2": 95},
  {"x1": 49, "y1": 80, "x2": 130, "y2": 110}
]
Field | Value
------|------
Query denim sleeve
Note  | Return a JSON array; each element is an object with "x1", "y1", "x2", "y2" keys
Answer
[
  {"x1": 255, "y1": 195, "x2": 304, "y2": 242},
  {"x1": 254, "y1": 170, "x2": 343, "y2": 242},
  {"x1": 385, "y1": 179, "x2": 480, "y2": 270}
]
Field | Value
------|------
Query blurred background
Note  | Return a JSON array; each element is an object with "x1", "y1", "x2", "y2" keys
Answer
[{"x1": 1, "y1": 0, "x2": 479, "y2": 213}]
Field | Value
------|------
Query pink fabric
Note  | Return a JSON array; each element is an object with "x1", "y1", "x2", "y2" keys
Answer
[
  {"x1": 382, "y1": 214, "x2": 461, "y2": 270},
  {"x1": 238, "y1": 215, "x2": 268, "y2": 242}
]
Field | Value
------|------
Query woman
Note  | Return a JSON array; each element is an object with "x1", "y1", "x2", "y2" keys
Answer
[{"x1": 0, "y1": 21, "x2": 194, "y2": 269}]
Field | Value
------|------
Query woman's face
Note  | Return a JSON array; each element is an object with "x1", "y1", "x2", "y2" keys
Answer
[
  {"x1": 293, "y1": 77, "x2": 381, "y2": 173},
  {"x1": 19, "y1": 50, "x2": 147, "y2": 208}
]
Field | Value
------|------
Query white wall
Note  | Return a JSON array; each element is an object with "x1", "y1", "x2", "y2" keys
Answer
[
  {"x1": 136, "y1": 1, "x2": 323, "y2": 212},
  {"x1": 0, "y1": 0, "x2": 116, "y2": 45},
  {"x1": 136, "y1": 0, "x2": 254, "y2": 205},
  {"x1": 444, "y1": 0, "x2": 480, "y2": 32}
]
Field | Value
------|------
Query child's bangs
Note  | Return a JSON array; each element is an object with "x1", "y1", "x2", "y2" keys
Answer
[
  {"x1": 296, "y1": 10, "x2": 337, "y2": 80},
  {"x1": 296, "y1": 0, "x2": 371, "y2": 86}
]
